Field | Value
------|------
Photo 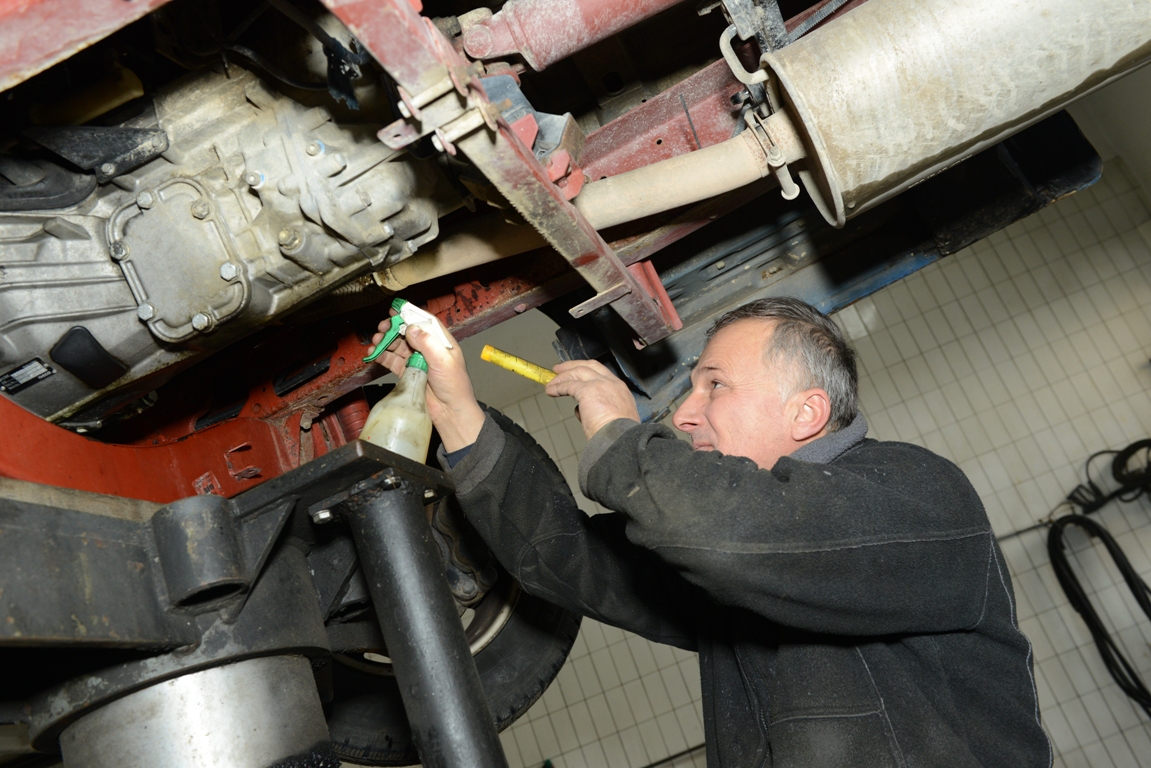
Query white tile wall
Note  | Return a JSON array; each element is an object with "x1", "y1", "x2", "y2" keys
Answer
[{"x1": 486, "y1": 159, "x2": 1151, "y2": 768}]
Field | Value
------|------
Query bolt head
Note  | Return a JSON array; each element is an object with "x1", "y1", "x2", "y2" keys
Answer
[
  {"x1": 243, "y1": 171, "x2": 263, "y2": 187},
  {"x1": 151, "y1": 135, "x2": 166, "y2": 149},
  {"x1": 278, "y1": 228, "x2": 302, "y2": 250},
  {"x1": 100, "y1": 162, "x2": 115, "y2": 175},
  {"x1": 191, "y1": 313, "x2": 212, "y2": 331},
  {"x1": 430, "y1": 134, "x2": 445, "y2": 153},
  {"x1": 109, "y1": 241, "x2": 128, "y2": 260},
  {"x1": 380, "y1": 475, "x2": 400, "y2": 490},
  {"x1": 136, "y1": 191, "x2": 155, "y2": 209},
  {"x1": 219, "y1": 262, "x2": 240, "y2": 281},
  {"x1": 306, "y1": 141, "x2": 322, "y2": 156},
  {"x1": 137, "y1": 303, "x2": 155, "y2": 321},
  {"x1": 190, "y1": 200, "x2": 210, "y2": 219},
  {"x1": 423, "y1": 488, "x2": 436, "y2": 499},
  {"x1": 311, "y1": 508, "x2": 334, "y2": 524}
]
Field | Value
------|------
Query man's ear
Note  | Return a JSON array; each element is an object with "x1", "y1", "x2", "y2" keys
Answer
[{"x1": 791, "y1": 388, "x2": 832, "y2": 442}]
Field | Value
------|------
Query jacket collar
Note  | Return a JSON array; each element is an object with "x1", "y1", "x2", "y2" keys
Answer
[{"x1": 788, "y1": 412, "x2": 869, "y2": 465}]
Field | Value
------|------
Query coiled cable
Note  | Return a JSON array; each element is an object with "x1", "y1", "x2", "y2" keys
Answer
[{"x1": 1046, "y1": 439, "x2": 1151, "y2": 718}]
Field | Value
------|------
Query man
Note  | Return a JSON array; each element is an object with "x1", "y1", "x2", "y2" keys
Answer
[{"x1": 373, "y1": 297, "x2": 1051, "y2": 767}]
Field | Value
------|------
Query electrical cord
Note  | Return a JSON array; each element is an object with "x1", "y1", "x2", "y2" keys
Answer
[
  {"x1": 1045, "y1": 438, "x2": 1151, "y2": 718},
  {"x1": 1047, "y1": 515, "x2": 1151, "y2": 718}
]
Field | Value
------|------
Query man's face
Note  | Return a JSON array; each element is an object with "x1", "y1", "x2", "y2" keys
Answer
[{"x1": 671, "y1": 319, "x2": 807, "y2": 469}]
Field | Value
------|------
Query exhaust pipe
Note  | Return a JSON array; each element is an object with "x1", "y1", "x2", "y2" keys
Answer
[{"x1": 763, "y1": 0, "x2": 1151, "y2": 226}]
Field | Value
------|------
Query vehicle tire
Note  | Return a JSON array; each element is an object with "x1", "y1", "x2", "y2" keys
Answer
[{"x1": 325, "y1": 407, "x2": 583, "y2": 766}]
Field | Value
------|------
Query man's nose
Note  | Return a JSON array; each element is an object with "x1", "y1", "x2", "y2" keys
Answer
[{"x1": 672, "y1": 391, "x2": 703, "y2": 433}]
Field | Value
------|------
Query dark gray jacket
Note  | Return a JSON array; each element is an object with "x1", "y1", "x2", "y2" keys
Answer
[{"x1": 444, "y1": 412, "x2": 1052, "y2": 767}]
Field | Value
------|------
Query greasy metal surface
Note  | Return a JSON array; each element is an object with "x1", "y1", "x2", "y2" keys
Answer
[
  {"x1": 763, "y1": 0, "x2": 1151, "y2": 224},
  {"x1": 345, "y1": 484, "x2": 507, "y2": 768},
  {"x1": 579, "y1": 58, "x2": 745, "y2": 179},
  {"x1": 0, "y1": 0, "x2": 175, "y2": 93},
  {"x1": 0, "y1": 64, "x2": 441, "y2": 425},
  {"x1": 324, "y1": 0, "x2": 677, "y2": 346},
  {"x1": 462, "y1": 0, "x2": 684, "y2": 71},
  {"x1": 25, "y1": 541, "x2": 329, "y2": 748},
  {"x1": 58, "y1": 656, "x2": 331, "y2": 768},
  {"x1": 0, "y1": 494, "x2": 197, "y2": 647},
  {"x1": 457, "y1": 121, "x2": 678, "y2": 343}
]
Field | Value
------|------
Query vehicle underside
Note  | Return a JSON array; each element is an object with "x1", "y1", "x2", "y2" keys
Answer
[{"x1": 0, "y1": 0, "x2": 1146, "y2": 765}]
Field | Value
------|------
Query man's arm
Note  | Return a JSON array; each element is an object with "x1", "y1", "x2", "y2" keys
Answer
[
  {"x1": 582, "y1": 420, "x2": 996, "y2": 638},
  {"x1": 446, "y1": 412, "x2": 698, "y2": 650}
]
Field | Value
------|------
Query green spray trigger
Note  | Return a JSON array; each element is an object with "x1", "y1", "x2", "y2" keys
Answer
[
  {"x1": 363, "y1": 314, "x2": 404, "y2": 363},
  {"x1": 363, "y1": 297, "x2": 414, "y2": 363},
  {"x1": 363, "y1": 297, "x2": 453, "y2": 364}
]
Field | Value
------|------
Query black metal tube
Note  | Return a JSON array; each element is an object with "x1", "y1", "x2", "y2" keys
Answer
[{"x1": 345, "y1": 482, "x2": 508, "y2": 768}]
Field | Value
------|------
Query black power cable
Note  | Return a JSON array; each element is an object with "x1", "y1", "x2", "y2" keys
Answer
[{"x1": 1046, "y1": 438, "x2": 1151, "y2": 718}]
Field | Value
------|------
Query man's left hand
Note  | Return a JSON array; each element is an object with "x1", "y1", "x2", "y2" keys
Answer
[{"x1": 546, "y1": 360, "x2": 640, "y2": 439}]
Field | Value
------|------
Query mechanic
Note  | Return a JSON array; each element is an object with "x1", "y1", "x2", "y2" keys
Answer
[{"x1": 371, "y1": 297, "x2": 1052, "y2": 767}]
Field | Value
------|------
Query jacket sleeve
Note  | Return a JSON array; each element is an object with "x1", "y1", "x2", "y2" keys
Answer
[
  {"x1": 445, "y1": 414, "x2": 698, "y2": 650},
  {"x1": 581, "y1": 420, "x2": 997, "y2": 637}
]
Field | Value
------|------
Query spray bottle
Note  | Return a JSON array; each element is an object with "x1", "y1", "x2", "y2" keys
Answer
[{"x1": 358, "y1": 298, "x2": 453, "y2": 462}]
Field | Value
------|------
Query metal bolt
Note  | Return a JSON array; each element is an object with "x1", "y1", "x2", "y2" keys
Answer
[
  {"x1": 380, "y1": 475, "x2": 400, "y2": 490},
  {"x1": 109, "y1": 241, "x2": 128, "y2": 260},
  {"x1": 151, "y1": 135, "x2": 166, "y2": 149},
  {"x1": 100, "y1": 162, "x2": 115, "y2": 176},
  {"x1": 514, "y1": 303, "x2": 528, "y2": 313},
  {"x1": 137, "y1": 303, "x2": 155, "y2": 321},
  {"x1": 192, "y1": 313, "x2": 212, "y2": 331},
  {"x1": 190, "y1": 200, "x2": 210, "y2": 219},
  {"x1": 397, "y1": 101, "x2": 412, "y2": 119},
  {"x1": 219, "y1": 262, "x2": 240, "y2": 281},
  {"x1": 311, "y1": 508, "x2": 334, "y2": 524},
  {"x1": 136, "y1": 191, "x2": 155, "y2": 209},
  {"x1": 430, "y1": 134, "x2": 446, "y2": 153},
  {"x1": 305, "y1": 141, "x2": 323, "y2": 156},
  {"x1": 715, "y1": 260, "x2": 726, "y2": 270},
  {"x1": 423, "y1": 488, "x2": 436, "y2": 500},
  {"x1": 278, "y1": 228, "x2": 301, "y2": 250},
  {"x1": 243, "y1": 171, "x2": 264, "y2": 187}
]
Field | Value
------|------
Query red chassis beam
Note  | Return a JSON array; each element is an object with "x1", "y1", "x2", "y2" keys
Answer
[{"x1": 0, "y1": 0, "x2": 176, "y2": 93}]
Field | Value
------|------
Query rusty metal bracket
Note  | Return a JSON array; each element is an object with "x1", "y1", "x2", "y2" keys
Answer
[{"x1": 323, "y1": 0, "x2": 680, "y2": 346}]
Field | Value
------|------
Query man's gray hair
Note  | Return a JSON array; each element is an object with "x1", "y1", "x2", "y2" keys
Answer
[{"x1": 707, "y1": 297, "x2": 859, "y2": 431}]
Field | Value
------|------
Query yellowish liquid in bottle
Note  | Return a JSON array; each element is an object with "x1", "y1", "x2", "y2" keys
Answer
[{"x1": 359, "y1": 355, "x2": 433, "y2": 463}]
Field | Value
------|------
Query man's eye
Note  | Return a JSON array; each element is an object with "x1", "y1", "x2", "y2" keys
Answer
[{"x1": 710, "y1": 380, "x2": 723, "y2": 389}]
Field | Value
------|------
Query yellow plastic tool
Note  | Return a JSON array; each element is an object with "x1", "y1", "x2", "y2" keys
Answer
[{"x1": 480, "y1": 345, "x2": 556, "y2": 385}]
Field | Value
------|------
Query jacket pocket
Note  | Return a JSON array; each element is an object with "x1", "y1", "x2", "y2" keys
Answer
[
  {"x1": 768, "y1": 712, "x2": 901, "y2": 768},
  {"x1": 739, "y1": 641, "x2": 901, "y2": 766}
]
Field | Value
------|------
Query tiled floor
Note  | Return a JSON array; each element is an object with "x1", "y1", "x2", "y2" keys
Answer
[{"x1": 488, "y1": 159, "x2": 1151, "y2": 768}]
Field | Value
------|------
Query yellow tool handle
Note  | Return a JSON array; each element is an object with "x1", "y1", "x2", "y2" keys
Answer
[{"x1": 480, "y1": 345, "x2": 556, "y2": 385}]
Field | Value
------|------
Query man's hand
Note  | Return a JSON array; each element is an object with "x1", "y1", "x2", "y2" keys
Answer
[
  {"x1": 369, "y1": 315, "x2": 485, "y2": 452},
  {"x1": 546, "y1": 360, "x2": 639, "y2": 439}
]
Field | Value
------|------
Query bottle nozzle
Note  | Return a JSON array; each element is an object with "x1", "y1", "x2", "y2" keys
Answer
[{"x1": 363, "y1": 297, "x2": 453, "y2": 365}]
